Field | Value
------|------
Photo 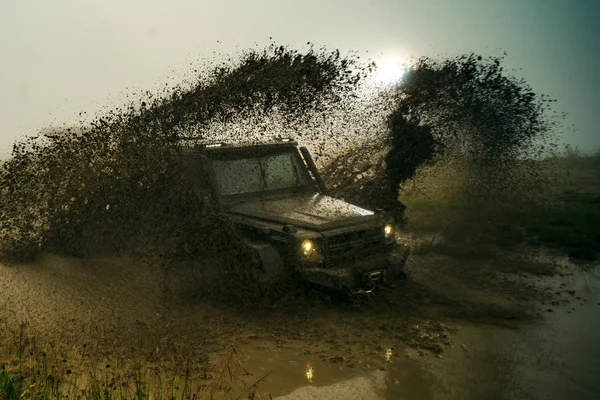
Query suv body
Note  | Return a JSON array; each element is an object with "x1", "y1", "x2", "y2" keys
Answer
[{"x1": 180, "y1": 139, "x2": 409, "y2": 293}]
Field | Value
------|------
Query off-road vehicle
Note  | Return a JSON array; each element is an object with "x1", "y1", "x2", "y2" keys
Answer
[{"x1": 179, "y1": 138, "x2": 409, "y2": 294}]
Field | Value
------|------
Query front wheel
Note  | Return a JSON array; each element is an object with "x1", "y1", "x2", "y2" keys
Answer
[{"x1": 245, "y1": 240, "x2": 293, "y2": 285}]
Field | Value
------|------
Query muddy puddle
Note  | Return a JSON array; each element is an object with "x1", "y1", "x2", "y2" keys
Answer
[
  {"x1": 236, "y1": 257, "x2": 600, "y2": 400},
  {"x1": 234, "y1": 342, "x2": 431, "y2": 399}
]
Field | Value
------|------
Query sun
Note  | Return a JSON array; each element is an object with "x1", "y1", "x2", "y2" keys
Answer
[{"x1": 374, "y1": 56, "x2": 407, "y2": 84}]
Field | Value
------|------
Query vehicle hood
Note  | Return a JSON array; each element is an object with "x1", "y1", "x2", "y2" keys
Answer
[{"x1": 227, "y1": 193, "x2": 378, "y2": 230}]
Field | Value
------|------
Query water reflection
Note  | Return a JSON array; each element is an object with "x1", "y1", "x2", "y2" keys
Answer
[
  {"x1": 277, "y1": 370, "x2": 387, "y2": 400},
  {"x1": 305, "y1": 363, "x2": 313, "y2": 383},
  {"x1": 237, "y1": 343, "x2": 428, "y2": 399},
  {"x1": 385, "y1": 348, "x2": 393, "y2": 362}
]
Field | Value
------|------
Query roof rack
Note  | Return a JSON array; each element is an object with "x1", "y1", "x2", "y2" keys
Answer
[{"x1": 178, "y1": 137, "x2": 297, "y2": 150}]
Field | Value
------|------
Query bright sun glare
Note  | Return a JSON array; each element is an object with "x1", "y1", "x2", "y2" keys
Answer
[{"x1": 374, "y1": 56, "x2": 407, "y2": 84}]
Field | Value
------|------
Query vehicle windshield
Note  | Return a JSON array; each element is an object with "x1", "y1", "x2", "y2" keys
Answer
[{"x1": 212, "y1": 151, "x2": 312, "y2": 196}]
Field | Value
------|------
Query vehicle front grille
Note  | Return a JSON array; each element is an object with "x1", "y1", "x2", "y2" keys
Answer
[{"x1": 326, "y1": 228, "x2": 383, "y2": 260}]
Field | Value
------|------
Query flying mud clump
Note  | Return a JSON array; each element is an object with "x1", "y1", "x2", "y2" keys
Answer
[
  {"x1": 0, "y1": 44, "x2": 371, "y2": 278},
  {"x1": 324, "y1": 53, "x2": 561, "y2": 233}
]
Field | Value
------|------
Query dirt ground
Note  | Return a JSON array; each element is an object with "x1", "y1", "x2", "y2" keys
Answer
[{"x1": 0, "y1": 236, "x2": 584, "y2": 383}]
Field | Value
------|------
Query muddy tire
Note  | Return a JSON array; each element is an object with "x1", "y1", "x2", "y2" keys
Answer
[{"x1": 246, "y1": 241, "x2": 293, "y2": 285}]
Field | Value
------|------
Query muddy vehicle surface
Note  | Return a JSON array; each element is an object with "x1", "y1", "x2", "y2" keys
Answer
[{"x1": 180, "y1": 139, "x2": 410, "y2": 293}]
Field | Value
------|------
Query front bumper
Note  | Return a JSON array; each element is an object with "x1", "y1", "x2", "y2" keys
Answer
[{"x1": 297, "y1": 243, "x2": 410, "y2": 291}]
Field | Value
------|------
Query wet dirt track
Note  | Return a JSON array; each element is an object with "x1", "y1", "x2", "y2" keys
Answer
[
  {"x1": 0, "y1": 254, "x2": 163, "y2": 332},
  {"x1": 1, "y1": 253, "x2": 599, "y2": 399},
  {"x1": 234, "y1": 259, "x2": 600, "y2": 400}
]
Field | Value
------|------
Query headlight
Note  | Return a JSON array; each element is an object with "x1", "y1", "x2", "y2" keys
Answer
[
  {"x1": 300, "y1": 239, "x2": 316, "y2": 257},
  {"x1": 384, "y1": 224, "x2": 394, "y2": 239}
]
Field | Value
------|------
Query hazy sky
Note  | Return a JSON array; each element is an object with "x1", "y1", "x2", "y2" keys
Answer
[{"x1": 1, "y1": 0, "x2": 599, "y2": 157}]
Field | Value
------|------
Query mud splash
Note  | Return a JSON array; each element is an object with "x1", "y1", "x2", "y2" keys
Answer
[{"x1": 0, "y1": 44, "x2": 378, "y2": 264}]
